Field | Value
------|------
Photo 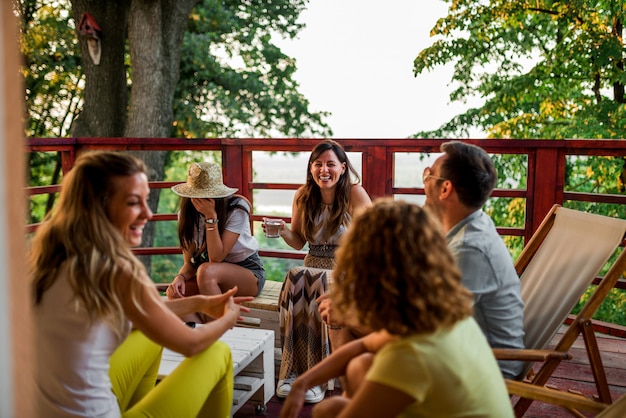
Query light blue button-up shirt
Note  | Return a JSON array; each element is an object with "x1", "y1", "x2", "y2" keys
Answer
[{"x1": 447, "y1": 210, "x2": 526, "y2": 379}]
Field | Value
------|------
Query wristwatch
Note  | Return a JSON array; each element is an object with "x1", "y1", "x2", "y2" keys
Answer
[{"x1": 205, "y1": 218, "x2": 218, "y2": 225}]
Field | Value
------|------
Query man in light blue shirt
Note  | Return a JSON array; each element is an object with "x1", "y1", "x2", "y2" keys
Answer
[{"x1": 424, "y1": 141, "x2": 525, "y2": 380}]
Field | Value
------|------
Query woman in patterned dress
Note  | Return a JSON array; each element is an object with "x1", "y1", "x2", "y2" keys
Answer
[{"x1": 267, "y1": 139, "x2": 371, "y2": 403}]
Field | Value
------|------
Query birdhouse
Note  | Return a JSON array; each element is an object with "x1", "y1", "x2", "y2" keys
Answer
[{"x1": 78, "y1": 13, "x2": 102, "y2": 65}]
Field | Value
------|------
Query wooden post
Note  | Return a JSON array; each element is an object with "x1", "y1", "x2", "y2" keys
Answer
[
  {"x1": 526, "y1": 147, "x2": 564, "y2": 243},
  {"x1": 222, "y1": 141, "x2": 244, "y2": 195},
  {"x1": 362, "y1": 145, "x2": 388, "y2": 199},
  {"x1": 1, "y1": 2, "x2": 34, "y2": 416}
]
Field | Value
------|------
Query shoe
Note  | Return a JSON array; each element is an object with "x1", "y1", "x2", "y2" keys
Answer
[
  {"x1": 276, "y1": 378, "x2": 294, "y2": 398},
  {"x1": 304, "y1": 385, "x2": 325, "y2": 403}
]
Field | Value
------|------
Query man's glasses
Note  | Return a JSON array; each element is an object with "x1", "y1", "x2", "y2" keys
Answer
[{"x1": 423, "y1": 167, "x2": 447, "y2": 183}]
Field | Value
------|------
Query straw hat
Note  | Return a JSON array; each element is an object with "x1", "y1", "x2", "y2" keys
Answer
[{"x1": 171, "y1": 162, "x2": 238, "y2": 198}]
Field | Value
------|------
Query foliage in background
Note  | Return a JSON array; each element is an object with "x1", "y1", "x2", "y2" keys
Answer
[
  {"x1": 573, "y1": 283, "x2": 626, "y2": 326},
  {"x1": 19, "y1": 0, "x2": 332, "y2": 223},
  {"x1": 413, "y1": 0, "x2": 626, "y2": 325},
  {"x1": 19, "y1": 2, "x2": 81, "y2": 138},
  {"x1": 412, "y1": 0, "x2": 626, "y2": 228},
  {"x1": 413, "y1": 0, "x2": 625, "y2": 140},
  {"x1": 18, "y1": 0, "x2": 332, "y2": 141},
  {"x1": 18, "y1": 1, "x2": 81, "y2": 221},
  {"x1": 174, "y1": 0, "x2": 332, "y2": 138}
]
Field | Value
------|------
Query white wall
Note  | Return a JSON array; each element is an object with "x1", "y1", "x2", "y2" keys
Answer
[{"x1": 0, "y1": 3, "x2": 34, "y2": 417}]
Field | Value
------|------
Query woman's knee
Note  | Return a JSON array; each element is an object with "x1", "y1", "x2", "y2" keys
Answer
[
  {"x1": 197, "y1": 264, "x2": 216, "y2": 281},
  {"x1": 197, "y1": 341, "x2": 232, "y2": 368},
  {"x1": 312, "y1": 397, "x2": 349, "y2": 418},
  {"x1": 201, "y1": 342, "x2": 233, "y2": 391},
  {"x1": 344, "y1": 353, "x2": 373, "y2": 397},
  {"x1": 196, "y1": 266, "x2": 221, "y2": 290},
  {"x1": 169, "y1": 342, "x2": 232, "y2": 390}
]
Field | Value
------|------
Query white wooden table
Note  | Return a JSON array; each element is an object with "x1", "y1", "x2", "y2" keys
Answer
[{"x1": 158, "y1": 327, "x2": 275, "y2": 416}]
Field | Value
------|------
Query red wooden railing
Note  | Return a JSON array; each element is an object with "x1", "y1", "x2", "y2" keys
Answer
[{"x1": 27, "y1": 137, "x2": 626, "y2": 285}]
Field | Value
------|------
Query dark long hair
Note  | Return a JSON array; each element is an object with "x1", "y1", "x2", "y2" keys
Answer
[
  {"x1": 177, "y1": 194, "x2": 250, "y2": 252},
  {"x1": 297, "y1": 140, "x2": 361, "y2": 242}
]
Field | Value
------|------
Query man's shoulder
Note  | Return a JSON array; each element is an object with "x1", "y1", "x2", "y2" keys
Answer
[
  {"x1": 448, "y1": 211, "x2": 514, "y2": 269},
  {"x1": 449, "y1": 211, "x2": 499, "y2": 245}
]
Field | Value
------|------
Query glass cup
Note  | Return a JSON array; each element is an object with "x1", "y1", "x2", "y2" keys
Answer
[{"x1": 263, "y1": 218, "x2": 282, "y2": 238}]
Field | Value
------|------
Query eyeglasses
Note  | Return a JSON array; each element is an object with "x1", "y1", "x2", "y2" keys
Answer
[{"x1": 423, "y1": 167, "x2": 447, "y2": 183}]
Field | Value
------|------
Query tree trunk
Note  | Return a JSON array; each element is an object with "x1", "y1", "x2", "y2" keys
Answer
[
  {"x1": 69, "y1": 0, "x2": 200, "y2": 274},
  {"x1": 125, "y1": 0, "x2": 200, "y2": 272},
  {"x1": 69, "y1": 0, "x2": 129, "y2": 137}
]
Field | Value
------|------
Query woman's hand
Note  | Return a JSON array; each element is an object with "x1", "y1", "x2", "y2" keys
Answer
[
  {"x1": 279, "y1": 379, "x2": 307, "y2": 418},
  {"x1": 191, "y1": 197, "x2": 217, "y2": 219},
  {"x1": 166, "y1": 274, "x2": 187, "y2": 298},
  {"x1": 262, "y1": 217, "x2": 286, "y2": 237},
  {"x1": 222, "y1": 296, "x2": 241, "y2": 328},
  {"x1": 199, "y1": 287, "x2": 253, "y2": 320},
  {"x1": 317, "y1": 293, "x2": 342, "y2": 328}
]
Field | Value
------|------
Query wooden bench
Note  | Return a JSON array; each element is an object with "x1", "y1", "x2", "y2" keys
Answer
[
  {"x1": 242, "y1": 279, "x2": 281, "y2": 312},
  {"x1": 240, "y1": 280, "x2": 282, "y2": 348},
  {"x1": 158, "y1": 326, "x2": 275, "y2": 416}
]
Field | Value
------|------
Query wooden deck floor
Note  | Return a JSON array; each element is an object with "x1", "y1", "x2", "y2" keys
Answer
[{"x1": 234, "y1": 325, "x2": 626, "y2": 418}]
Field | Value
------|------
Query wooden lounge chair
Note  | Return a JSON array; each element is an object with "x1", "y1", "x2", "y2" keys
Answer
[
  {"x1": 505, "y1": 381, "x2": 626, "y2": 418},
  {"x1": 493, "y1": 204, "x2": 626, "y2": 417}
]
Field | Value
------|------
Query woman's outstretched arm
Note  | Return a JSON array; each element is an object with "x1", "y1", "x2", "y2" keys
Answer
[{"x1": 120, "y1": 273, "x2": 243, "y2": 357}]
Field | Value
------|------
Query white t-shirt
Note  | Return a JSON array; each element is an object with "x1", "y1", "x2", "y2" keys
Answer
[
  {"x1": 35, "y1": 264, "x2": 130, "y2": 418},
  {"x1": 223, "y1": 198, "x2": 258, "y2": 263},
  {"x1": 191, "y1": 197, "x2": 259, "y2": 263}
]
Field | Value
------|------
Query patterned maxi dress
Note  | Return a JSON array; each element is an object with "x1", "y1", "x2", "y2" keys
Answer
[{"x1": 278, "y1": 205, "x2": 349, "y2": 384}]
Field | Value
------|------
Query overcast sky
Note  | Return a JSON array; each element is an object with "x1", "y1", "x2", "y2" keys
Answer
[{"x1": 275, "y1": 0, "x2": 483, "y2": 139}]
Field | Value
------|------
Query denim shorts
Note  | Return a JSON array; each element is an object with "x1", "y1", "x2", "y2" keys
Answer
[{"x1": 232, "y1": 252, "x2": 266, "y2": 296}]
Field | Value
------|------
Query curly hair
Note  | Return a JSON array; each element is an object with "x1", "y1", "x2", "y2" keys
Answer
[
  {"x1": 30, "y1": 151, "x2": 151, "y2": 337},
  {"x1": 332, "y1": 199, "x2": 473, "y2": 336},
  {"x1": 297, "y1": 139, "x2": 361, "y2": 242}
]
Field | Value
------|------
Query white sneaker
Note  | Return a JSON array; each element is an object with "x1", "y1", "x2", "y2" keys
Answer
[
  {"x1": 276, "y1": 377, "x2": 295, "y2": 398},
  {"x1": 304, "y1": 385, "x2": 325, "y2": 403}
]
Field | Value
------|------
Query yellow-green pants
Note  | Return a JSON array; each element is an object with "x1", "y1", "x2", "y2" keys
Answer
[{"x1": 109, "y1": 330, "x2": 233, "y2": 418}]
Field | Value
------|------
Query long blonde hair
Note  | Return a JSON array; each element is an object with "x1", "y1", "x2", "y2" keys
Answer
[
  {"x1": 332, "y1": 199, "x2": 473, "y2": 336},
  {"x1": 30, "y1": 151, "x2": 150, "y2": 336}
]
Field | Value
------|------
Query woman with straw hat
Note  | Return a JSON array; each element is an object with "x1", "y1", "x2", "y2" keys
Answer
[{"x1": 166, "y1": 161, "x2": 265, "y2": 315}]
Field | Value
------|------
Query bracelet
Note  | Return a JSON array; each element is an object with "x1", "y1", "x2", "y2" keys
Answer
[
  {"x1": 206, "y1": 226, "x2": 216, "y2": 231},
  {"x1": 175, "y1": 273, "x2": 187, "y2": 282}
]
